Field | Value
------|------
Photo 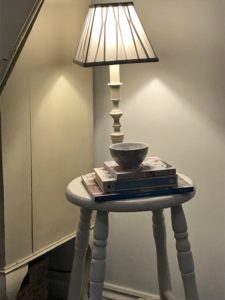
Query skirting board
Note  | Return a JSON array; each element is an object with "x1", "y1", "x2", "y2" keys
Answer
[
  {"x1": 103, "y1": 282, "x2": 160, "y2": 300},
  {"x1": 1, "y1": 224, "x2": 95, "y2": 275}
]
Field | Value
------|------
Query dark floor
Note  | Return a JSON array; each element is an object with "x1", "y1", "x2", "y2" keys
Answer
[
  {"x1": 16, "y1": 239, "x2": 158, "y2": 300},
  {"x1": 17, "y1": 239, "x2": 74, "y2": 300}
]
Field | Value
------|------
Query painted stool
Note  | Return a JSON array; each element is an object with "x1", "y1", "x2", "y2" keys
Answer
[{"x1": 65, "y1": 175, "x2": 199, "y2": 300}]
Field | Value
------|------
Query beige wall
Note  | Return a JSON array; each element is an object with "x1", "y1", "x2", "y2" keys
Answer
[
  {"x1": 0, "y1": 0, "x2": 93, "y2": 266},
  {"x1": 94, "y1": 1, "x2": 225, "y2": 299}
]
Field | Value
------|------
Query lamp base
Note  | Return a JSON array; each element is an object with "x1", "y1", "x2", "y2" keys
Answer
[
  {"x1": 109, "y1": 65, "x2": 124, "y2": 144},
  {"x1": 110, "y1": 132, "x2": 124, "y2": 144}
]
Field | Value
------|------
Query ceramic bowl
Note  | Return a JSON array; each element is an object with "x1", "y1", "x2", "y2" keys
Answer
[{"x1": 109, "y1": 142, "x2": 149, "y2": 169}]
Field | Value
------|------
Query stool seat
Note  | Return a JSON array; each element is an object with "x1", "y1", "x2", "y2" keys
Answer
[{"x1": 66, "y1": 174, "x2": 199, "y2": 300}]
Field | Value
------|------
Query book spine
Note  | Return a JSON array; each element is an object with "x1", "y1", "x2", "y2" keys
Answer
[
  {"x1": 98, "y1": 175, "x2": 177, "y2": 193},
  {"x1": 115, "y1": 176, "x2": 177, "y2": 192},
  {"x1": 95, "y1": 172, "x2": 108, "y2": 192}
]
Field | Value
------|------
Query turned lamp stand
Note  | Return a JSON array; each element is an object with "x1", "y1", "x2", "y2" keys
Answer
[{"x1": 109, "y1": 65, "x2": 124, "y2": 144}]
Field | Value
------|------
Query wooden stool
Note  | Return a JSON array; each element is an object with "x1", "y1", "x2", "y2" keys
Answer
[{"x1": 66, "y1": 175, "x2": 199, "y2": 300}]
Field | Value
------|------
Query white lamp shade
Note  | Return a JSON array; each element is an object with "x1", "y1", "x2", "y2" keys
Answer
[{"x1": 74, "y1": 2, "x2": 158, "y2": 67}]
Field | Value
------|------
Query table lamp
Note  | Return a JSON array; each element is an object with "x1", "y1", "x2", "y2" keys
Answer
[{"x1": 74, "y1": 2, "x2": 158, "y2": 144}]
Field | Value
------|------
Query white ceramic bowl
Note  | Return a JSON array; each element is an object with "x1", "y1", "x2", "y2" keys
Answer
[{"x1": 109, "y1": 142, "x2": 149, "y2": 169}]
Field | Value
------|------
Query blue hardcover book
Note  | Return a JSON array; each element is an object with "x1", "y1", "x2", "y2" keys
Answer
[
  {"x1": 81, "y1": 173, "x2": 194, "y2": 202},
  {"x1": 94, "y1": 167, "x2": 177, "y2": 193}
]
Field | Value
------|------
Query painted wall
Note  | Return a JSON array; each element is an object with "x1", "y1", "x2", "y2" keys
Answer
[
  {"x1": 0, "y1": 0, "x2": 93, "y2": 266},
  {"x1": 94, "y1": 1, "x2": 225, "y2": 300}
]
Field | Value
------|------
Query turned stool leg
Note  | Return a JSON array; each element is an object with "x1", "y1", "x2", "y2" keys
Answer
[
  {"x1": 90, "y1": 211, "x2": 109, "y2": 300},
  {"x1": 67, "y1": 208, "x2": 92, "y2": 300},
  {"x1": 171, "y1": 205, "x2": 199, "y2": 300},
  {"x1": 152, "y1": 210, "x2": 176, "y2": 300}
]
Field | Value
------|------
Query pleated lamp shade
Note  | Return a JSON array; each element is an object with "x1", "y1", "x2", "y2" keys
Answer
[{"x1": 74, "y1": 2, "x2": 159, "y2": 67}]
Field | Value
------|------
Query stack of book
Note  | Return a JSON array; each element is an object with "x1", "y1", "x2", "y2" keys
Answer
[{"x1": 82, "y1": 156, "x2": 194, "y2": 202}]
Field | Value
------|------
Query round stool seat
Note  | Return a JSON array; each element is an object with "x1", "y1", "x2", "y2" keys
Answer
[{"x1": 66, "y1": 174, "x2": 195, "y2": 212}]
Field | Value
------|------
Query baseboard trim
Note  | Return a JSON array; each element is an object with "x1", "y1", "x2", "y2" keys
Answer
[
  {"x1": 103, "y1": 282, "x2": 160, "y2": 300},
  {"x1": 1, "y1": 224, "x2": 95, "y2": 275},
  {"x1": 0, "y1": 232, "x2": 76, "y2": 275}
]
